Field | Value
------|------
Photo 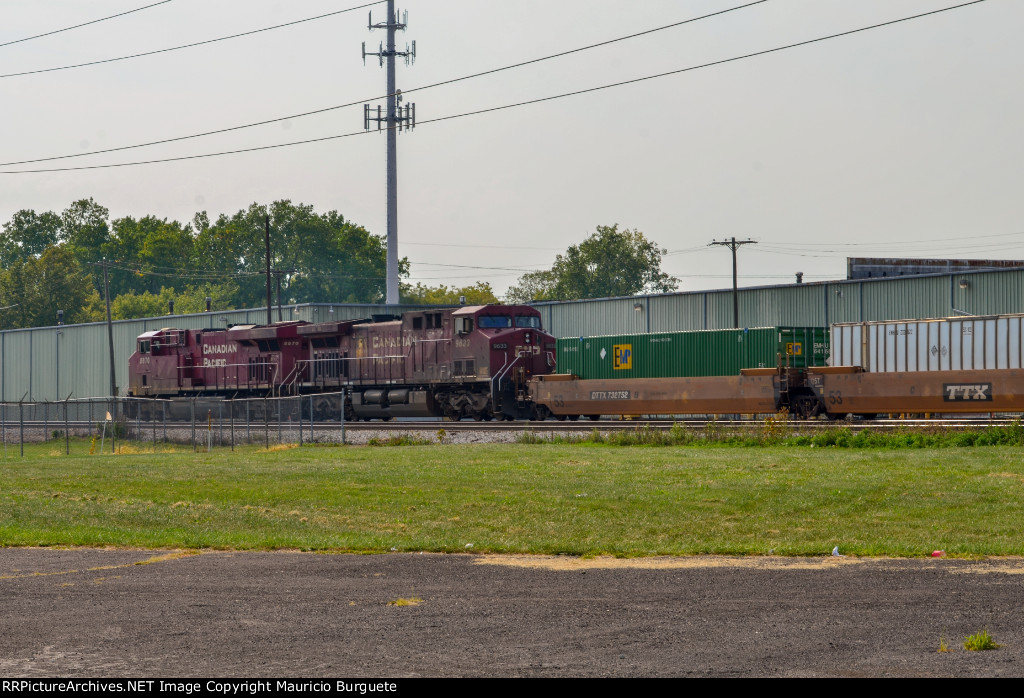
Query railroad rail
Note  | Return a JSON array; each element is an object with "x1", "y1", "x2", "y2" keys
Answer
[{"x1": 9, "y1": 417, "x2": 1017, "y2": 434}]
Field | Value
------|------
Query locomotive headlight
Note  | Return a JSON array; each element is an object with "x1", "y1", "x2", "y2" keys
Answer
[{"x1": 525, "y1": 333, "x2": 531, "y2": 344}]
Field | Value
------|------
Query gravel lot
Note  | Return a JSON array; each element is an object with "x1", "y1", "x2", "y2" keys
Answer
[{"x1": 2, "y1": 549, "x2": 1022, "y2": 677}]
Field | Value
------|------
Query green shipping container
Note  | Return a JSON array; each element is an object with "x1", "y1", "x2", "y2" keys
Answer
[{"x1": 555, "y1": 327, "x2": 829, "y2": 379}]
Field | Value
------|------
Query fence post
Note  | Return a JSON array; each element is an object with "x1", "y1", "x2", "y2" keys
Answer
[
  {"x1": 110, "y1": 398, "x2": 116, "y2": 454},
  {"x1": 191, "y1": 399, "x2": 196, "y2": 452},
  {"x1": 264, "y1": 397, "x2": 269, "y2": 449},
  {"x1": 341, "y1": 390, "x2": 346, "y2": 445},
  {"x1": 246, "y1": 400, "x2": 250, "y2": 444},
  {"x1": 64, "y1": 396, "x2": 70, "y2": 456},
  {"x1": 298, "y1": 398, "x2": 303, "y2": 447},
  {"x1": 19, "y1": 399, "x2": 24, "y2": 458},
  {"x1": 162, "y1": 401, "x2": 167, "y2": 443},
  {"x1": 218, "y1": 402, "x2": 224, "y2": 447},
  {"x1": 277, "y1": 399, "x2": 282, "y2": 444},
  {"x1": 88, "y1": 400, "x2": 93, "y2": 437},
  {"x1": 230, "y1": 400, "x2": 235, "y2": 452},
  {"x1": 309, "y1": 394, "x2": 314, "y2": 443}
]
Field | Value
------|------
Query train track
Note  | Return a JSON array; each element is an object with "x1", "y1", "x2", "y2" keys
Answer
[
  {"x1": 7, "y1": 417, "x2": 1020, "y2": 435},
  {"x1": 345, "y1": 418, "x2": 1023, "y2": 433}
]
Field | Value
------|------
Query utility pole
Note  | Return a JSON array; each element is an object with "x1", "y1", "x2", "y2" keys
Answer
[
  {"x1": 88, "y1": 259, "x2": 119, "y2": 419},
  {"x1": 264, "y1": 215, "x2": 273, "y2": 325},
  {"x1": 708, "y1": 237, "x2": 757, "y2": 328},
  {"x1": 363, "y1": 0, "x2": 416, "y2": 306},
  {"x1": 271, "y1": 269, "x2": 297, "y2": 321}
]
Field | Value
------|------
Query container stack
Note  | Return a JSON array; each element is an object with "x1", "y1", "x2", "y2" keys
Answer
[
  {"x1": 830, "y1": 314, "x2": 1024, "y2": 372},
  {"x1": 555, "y1": 327, "x2": 828, "y2": 380}
]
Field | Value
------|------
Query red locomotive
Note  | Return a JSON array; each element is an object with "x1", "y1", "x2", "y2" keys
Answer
[{"x1": 127, "y1": 304, "x2": 556, "y2": 420}]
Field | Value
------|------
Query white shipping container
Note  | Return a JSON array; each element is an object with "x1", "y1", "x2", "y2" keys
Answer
[{"x1": 830, "y1": 314, "x2": 1024, "y2": 372}]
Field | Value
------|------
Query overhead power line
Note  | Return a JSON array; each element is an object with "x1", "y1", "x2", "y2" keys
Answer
[
  {"x1": 0, "y1": 0, "x2": 176, "y2": 49},
  {"x1": 0, "y1": 0, "x2": 769, "y2": 168},
  {"x1": 0, "y1": 1, "x2": 386, "y2": 79},
  {"x1": 0, "y1": 0, "x2": 991, "y2": 175}
]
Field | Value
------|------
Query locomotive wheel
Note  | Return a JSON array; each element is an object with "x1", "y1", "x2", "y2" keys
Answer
[
  {"x1": 587, "y1": 415, "x2": 600, "y2": 421},
  {"x1": 472, "y1": 413, "x2": 484, "y2": 422},
  {"x1": 567, "y1": 415, "x2": 580, "y2": 421},
  {"x1": 556, "y1": 414, "x2": 567, "y2": 421}
]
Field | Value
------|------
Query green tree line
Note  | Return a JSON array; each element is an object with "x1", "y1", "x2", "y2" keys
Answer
[
  {"x1": 1, "y1": 199, "x2": 675, "y2": 329},
  {"x1": 0, "y1": 199, "x2": 503, "y2": 329}
]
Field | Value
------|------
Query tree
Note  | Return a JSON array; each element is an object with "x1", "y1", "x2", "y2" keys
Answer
[
  {"x1": 503, "y1": 270, "x2": 557, "y2": 304},
  {"x1": 401, "y1": 281, "x2": 499, "y2": 306},
  {"x1": 0, "y1": 246, "x2": 102, "y2": 328},
  {"x1": 0, "y1": 209, "x2": 62, "y2": 267},
  {"x1": 193, "y1": 200, "x2": 406, "y2": 308},
  {"x1": 506, "y1": 224, "x2": 678, "y2": 302},
  {"x1": 61, "y1": 198, "x2": 110, "y2": 264},
  {"x1": 111, "y1": 283, "x2": 237, "y2": 320}
]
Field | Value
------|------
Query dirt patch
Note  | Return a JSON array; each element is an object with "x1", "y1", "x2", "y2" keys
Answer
[
  {"x1": 474, "y1": 553, "x2": 1024, "y2": 573},
  {"x1": 473, "y1": 554, "x2": 871, "y2": 571}
]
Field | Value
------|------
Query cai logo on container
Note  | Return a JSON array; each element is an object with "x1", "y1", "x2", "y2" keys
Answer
[{"x1": 613, "y1": 344, "x2": 632, "y2": 370}]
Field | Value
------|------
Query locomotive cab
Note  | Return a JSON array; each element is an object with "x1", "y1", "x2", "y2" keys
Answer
[
  {"x1": 127, "y1": 329, "x2": 188, "y2": 396},
  {"x1": 449, "y1": 305, "x2": 556, "y2": 420}
]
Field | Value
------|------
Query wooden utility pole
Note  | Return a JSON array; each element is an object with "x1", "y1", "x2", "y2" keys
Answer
[
  {"x1": 264, "y1": 215, "x2": 273, "y2": 325},
  {"x1": 88, "y1": 259, "x2": 118, "y2": 419},
  {"x1": 709, "y1": 237, "x2": 757, "y2": 328}
]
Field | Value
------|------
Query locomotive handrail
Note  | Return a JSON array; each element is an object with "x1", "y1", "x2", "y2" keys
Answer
[{"x1": 491, "y1": 352, "x2": 524, "y2": 410}]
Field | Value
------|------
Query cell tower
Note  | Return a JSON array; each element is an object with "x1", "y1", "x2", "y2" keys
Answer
[{"x1": 363, "y1": 0, "x2": 416, "y2": 306}]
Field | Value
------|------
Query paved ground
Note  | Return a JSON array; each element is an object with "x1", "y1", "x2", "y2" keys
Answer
[{"x1": 1, "y1": 549, "x2": 1022, "y2": 677}]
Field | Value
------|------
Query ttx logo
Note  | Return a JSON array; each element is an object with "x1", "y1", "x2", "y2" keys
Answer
[{"x1": 943, "y1": 383, "x2": 992, "y2": 402}]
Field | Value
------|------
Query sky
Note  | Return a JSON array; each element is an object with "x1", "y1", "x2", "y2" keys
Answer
[{"x1": 2, "y1": 0, "x2": 1023, "y2": 298}]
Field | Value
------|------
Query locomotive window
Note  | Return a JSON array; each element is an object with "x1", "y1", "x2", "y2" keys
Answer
[
  {"x1": 425, "y1": 314, "x2": 435, "y2": 329},
  {"x1": 515, "y1": 316, "x2": 541, "y2": 329},
  {"x1": 139, "y1": 341, "x2": 151, "y2": 353},
  {"x1": 478, "y1": 315, "x2": 512, "y2": 328},
  {"x1": 435, "y1": 313, "x2": 443, "y2": 327},
  {"x1": 413, "y1": 316, "x2": 423, "y2": 330}
]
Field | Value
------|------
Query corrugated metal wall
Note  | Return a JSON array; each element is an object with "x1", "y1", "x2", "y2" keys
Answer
[
  {"x1": 4, "y1": 269, "x2": 1023, "y2": 399},
  {"x1": 535, "y1": 268, "x2": 1024, "y2": 339},
  {"x1": 0, "y1": 303, "x2": 435, "y2": 401}
]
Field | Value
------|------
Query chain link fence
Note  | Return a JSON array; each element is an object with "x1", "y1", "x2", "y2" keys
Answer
[{"x1": 0, "y1": 392, "x2": 350, "y2": 456}]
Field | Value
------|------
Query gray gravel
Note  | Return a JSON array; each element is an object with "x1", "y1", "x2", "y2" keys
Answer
[{"x1": 1, "y1": 549, "x2": 1022, "y2": 677}]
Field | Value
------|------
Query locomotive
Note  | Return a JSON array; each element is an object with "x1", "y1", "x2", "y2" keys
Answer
[{"x1": 127, "y1": 304, "x2": 556, "y2": 420}]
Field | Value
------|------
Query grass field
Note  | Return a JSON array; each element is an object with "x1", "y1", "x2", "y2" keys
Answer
[{"x1": 1, "y1": 440, "x2": 1023, "y2": 556}]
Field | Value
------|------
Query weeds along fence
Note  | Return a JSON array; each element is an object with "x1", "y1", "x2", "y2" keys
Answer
[{"x1": 0, "y1": 392, "x2": 350, "y2": 456}]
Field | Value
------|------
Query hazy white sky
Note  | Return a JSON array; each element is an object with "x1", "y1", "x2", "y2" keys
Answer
[{"x1": 2, "y1": 0, "x2": 1022, "y2": 297}]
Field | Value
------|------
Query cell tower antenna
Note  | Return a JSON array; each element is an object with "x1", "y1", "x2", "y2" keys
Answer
[{"x1": 363, "y1": 0, "x2": 417, "y2": 306}]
